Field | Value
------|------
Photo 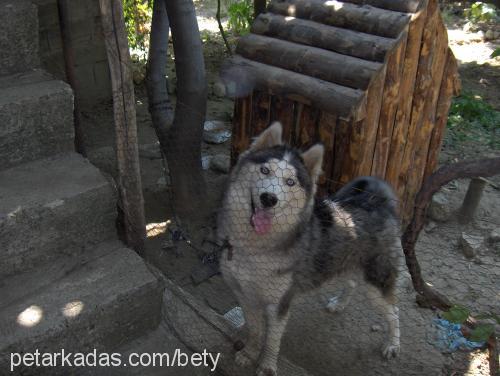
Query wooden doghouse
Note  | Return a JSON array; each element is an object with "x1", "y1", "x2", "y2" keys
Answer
[{"x1": 221, "y1": 0, "x2": 460, "y2": 224}]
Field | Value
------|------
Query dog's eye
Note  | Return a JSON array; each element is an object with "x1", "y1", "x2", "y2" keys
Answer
[
  {"x1": 286, "y1": 178, "x2": 296, "y2": 187},
  {"x1": 260, "y1": 166, "x2": 270, "y2": 175}
]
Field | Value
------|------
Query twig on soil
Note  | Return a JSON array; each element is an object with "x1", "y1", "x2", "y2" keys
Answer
[
  {"x1": 401, "y1": 157, "x2": 500, "y2": 376},
  {"x1": 402, "y1": 157, "x2": 500, "y2": 308},
  {"x1": 216, "y1": 0, "x2": 233, "y2": 55}
]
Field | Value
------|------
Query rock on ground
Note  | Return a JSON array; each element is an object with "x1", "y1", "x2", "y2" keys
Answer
[
  {"x1": 210, "y1": 154, "x2": 230, "y2": 174},
  {"x1": 460, "y1": 233, "x2": 484, "y2": 258},
  {"x1": 428, "y1": 192, "x2": 452, "y2": 222},
  {"x1": 489, "y1": 228, "x2": 500, "y2": 244}
]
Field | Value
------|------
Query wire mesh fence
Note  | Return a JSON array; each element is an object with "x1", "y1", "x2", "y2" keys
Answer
[{"x1": 149, "y1": 120, "x2": 500, "y2": 376}]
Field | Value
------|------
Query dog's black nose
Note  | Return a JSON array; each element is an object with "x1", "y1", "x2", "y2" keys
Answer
[{"x1": 260, "y1": 192, "x2": 278, "y2": 208}]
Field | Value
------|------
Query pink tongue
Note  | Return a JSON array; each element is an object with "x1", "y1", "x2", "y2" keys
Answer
[{"x1": 251, "y1": 208, "x2": 272, "y2": 235}]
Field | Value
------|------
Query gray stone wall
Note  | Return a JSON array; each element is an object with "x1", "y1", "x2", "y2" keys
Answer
[{"x1": 33, "y1": 0, "x2": 112, "y2": 106}]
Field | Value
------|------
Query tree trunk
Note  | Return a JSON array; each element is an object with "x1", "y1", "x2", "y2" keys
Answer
[
  {"x1": 254, "y1": 0, "x2": 267, "y2": 18},
  {"x1": 402, "y1": 157, "x2": 500, "y2": 309},
  {"x1": 146, "y1": 0, "x2": 172, "y2": 129},
  {"x1": 163, "y1": 0, "x2": 208, "y2": 228},
  {"x1": 57, "y1": 0, "x2": 86, "y2": 157},
  {"x1": 99, "y1": 0, "x2": 146, "y2": 253}
]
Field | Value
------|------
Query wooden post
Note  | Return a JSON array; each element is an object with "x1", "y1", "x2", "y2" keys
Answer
[
  {"x1": 231, "y1": 96, "x2": 252, "y2": 163},
  {"x1": 459, "y1": 178, "x2": 487, "y2": 224},
  {"x1": 371, "y1": 36, "x2": 406, "y2": 177},
  {"x1": 384, "y1": 2, "x2": 428, "y2": 198},
  {"x1": 402, "y1": 4, "x2": 450, "y2": 221},
  {"x1": 99, "y1": 0, "x2": 146, "y2": 253}
]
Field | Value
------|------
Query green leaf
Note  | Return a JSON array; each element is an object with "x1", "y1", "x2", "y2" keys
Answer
[
  {"x1": 468, "y1": 324, "x2": 495, "y2": 342},
  {"x1": 491, "y1": 48, "x2": 500, "y2": 58},
  {"x1": 442, "y1": 305, "x2": 470, "y2": 324}
]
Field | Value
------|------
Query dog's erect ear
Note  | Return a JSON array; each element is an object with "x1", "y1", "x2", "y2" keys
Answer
[
  {"x1": 249, "y1": 122, "x2": 283, "y2": 151},
  {"x1": 301, "y1": 144, "x2": 324, "y2": 180}
]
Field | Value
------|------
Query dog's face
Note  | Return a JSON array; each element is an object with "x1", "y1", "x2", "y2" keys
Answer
[{"x1": 233, "y1": 122, "x2": 324, "y2": 237}]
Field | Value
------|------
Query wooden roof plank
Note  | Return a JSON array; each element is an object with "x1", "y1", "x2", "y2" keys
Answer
[
  {"x1": 221, "y1": 55, "x2": 367, "y2": 120},
  {"x1": 336, "y1": 0, "x2": 422, "y2": 13},
  {"x1": 268, "y1": 0, "x2": 411, "y2": 38},
  {"x1": 236, "y1": 33, "x2": 382, "y2": 90},
  {"x1": 252, "y1": 13, "x2": 396, "y2": 62}
]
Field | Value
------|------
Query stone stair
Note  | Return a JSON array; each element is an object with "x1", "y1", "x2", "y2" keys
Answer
[{"x1": 0, "y1": 1, "x2": 165, "y2": 374}]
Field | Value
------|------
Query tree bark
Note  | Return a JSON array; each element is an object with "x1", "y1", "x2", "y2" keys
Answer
[
  {"x1": 163, "y1": 0, "x2": 208, "y2": 227},
  {"x1": 222, "y1": 55, "x2": 366, "y2": 120},
  {"x1": 57, "y1": 0, "x2": 86, "y2": 157},
  {"x1": 254, "y1": 0, "x2": 267, "y2": 17},
  {"x1": 236, "y1": 33, "x2": 381, "y2": 89},
  {"x1": 402, "y1": 157, "x2": 500, "y2": 309},
  {"x1": 99, "y1": 0, "x2": 146, "y2": 253},
  {"x1": 251, "y1": 13, "x2": 395, "y2": 62},
  {"x1": 146, "y1": 0, "x2": 173, "y2": 129},
  {"x1": 268, "y1": 0, "x2": 410, "y2": 38}
]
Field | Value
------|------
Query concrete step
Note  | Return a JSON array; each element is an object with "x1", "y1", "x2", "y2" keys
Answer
[
  {"x1": 81, "y1": 324, "x2": 214, "y2": 376},
  {"x1": 0, "y1": 70, "x2": 74, "y2": 169},
  {"x1": 0, "y1": 153, "x2": 117, "y2": 278},
  {"x1": 0, "y1": 0, "x2": 39, "y2": 76},
  {"x1": 0, "y1": 241, "x2": 163, "y2": 375}
]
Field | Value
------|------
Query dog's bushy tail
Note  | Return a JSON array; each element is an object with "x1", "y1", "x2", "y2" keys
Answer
[{"x1": 333, "y1": 176, "x2": 398, "y2": 216}]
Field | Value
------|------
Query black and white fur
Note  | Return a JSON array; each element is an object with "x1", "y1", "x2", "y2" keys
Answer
[{"x1": 218, "y1": 122, "x2": 407, "y2": 376}]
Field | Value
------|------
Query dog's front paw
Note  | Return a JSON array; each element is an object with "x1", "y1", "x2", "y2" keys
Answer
[
  {"x1": 256, "y1": 364, "x2": 277, "y2": 376},
  {"x1": 382, "y1": 343, "x2": 400, "y2": 359}
]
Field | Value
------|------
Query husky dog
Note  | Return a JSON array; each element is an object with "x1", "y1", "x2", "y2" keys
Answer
[{"x1": 218, "y1": 122, "x2": 407, "y2": 376}]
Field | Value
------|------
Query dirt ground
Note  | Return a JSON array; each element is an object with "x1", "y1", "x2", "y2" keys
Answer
[{"x1": 82, "y1": 1, "x2": 499, "y2": 375}]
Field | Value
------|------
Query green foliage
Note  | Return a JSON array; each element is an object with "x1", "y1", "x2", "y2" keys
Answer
[
  {"x1": 123, "y1": 0, "x2": 153, "y2": 59},
  {"x1": 442, "y1": 306, "x2": 498, "y2": 342},
  {"x1": 447, "y1": 92, "x2": 500, "y2": 148},
  {"x1": 442, "y1": 305, "x2": 470, "y2": 324},
  {"x1": 491, "y1": 48, "x2": 500, "y2": 58},
  {"x1": 464, "y1": 2, "x2": 498, "y2": 23},
  {"x1": 227, "y1": 0, "x2": 253, "y2": 35},
  {"x1": 469, "y1": 324, "x2": 495, "y2": 342}
]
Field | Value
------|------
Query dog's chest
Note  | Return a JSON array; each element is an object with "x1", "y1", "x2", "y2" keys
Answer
[{"x1": 220, "y1": 246, "x2": 293, "y2": 304}]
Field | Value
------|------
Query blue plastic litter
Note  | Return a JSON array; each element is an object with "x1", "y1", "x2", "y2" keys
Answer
[{"x1": 431, "y1": 318, "x2": 486, "y2": 352}]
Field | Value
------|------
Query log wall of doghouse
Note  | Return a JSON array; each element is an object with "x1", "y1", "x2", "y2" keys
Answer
[{"x1": 224, "y1": 0, "x2": 460, "y2": 224}]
